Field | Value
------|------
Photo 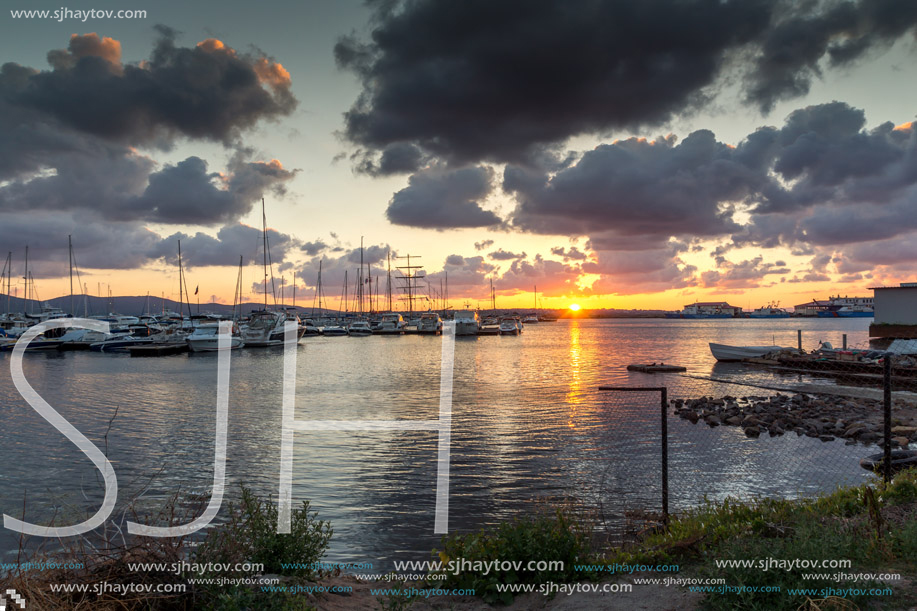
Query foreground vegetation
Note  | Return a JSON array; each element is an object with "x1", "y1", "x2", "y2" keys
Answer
[{"x1": 2, "y1": 471, "x2": 915, "y2": 609}]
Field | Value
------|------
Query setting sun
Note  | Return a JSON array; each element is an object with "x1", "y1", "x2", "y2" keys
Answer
[{"x1": 569, "y1": 303, "x2": 581, "y2": 311}]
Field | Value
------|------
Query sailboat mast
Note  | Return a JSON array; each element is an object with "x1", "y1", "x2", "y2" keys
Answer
[
  {"x1": 386, "y1": 253, "x2": 392, "y2": 312},
  {"x1": 68, "y1": 236, "x2": 74, "y2": 317},
  {"x1": 262, "y1": 197, "x2": 268, "y2": 311},
  {"x1": 23, "y1": 245, "x2": 29, "y2": 314},
  {"x1": 178, "y1": 239, "x2": 184, "y2": 325},
  {"x1": 5, "y1": 251, "x2": 10, "y2": 316},
  {"x1": 359, "y1": 237, "x2": 364, "y2": 315}
]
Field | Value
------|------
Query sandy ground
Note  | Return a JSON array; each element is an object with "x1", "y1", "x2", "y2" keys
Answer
[{"x1": 303, "y1": 573, "x2": 704, "y2": 611}]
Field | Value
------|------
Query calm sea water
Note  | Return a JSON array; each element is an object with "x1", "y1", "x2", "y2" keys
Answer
[{"x1": 0, "y1": 317, "x2": 877, "y2": 568}]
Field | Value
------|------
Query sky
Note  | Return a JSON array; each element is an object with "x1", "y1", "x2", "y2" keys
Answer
[{"x1": 1, "y1": 0, "x2": 916, "y2": 312}]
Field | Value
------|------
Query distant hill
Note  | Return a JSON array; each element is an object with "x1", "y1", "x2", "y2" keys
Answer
[{"x1": 0, "y1": 294, "x2": 334, "y2": 317}]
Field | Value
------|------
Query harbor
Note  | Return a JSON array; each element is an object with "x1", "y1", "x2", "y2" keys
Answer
[{"x1": 0, "y1": 315, "x2": 894, "y2": 570}]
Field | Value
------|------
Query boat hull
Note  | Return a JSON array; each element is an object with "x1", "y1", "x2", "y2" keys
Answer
[
  {"x1": 709, "y1": 342, "x2": 792, "y2": 362},
  {"x1": 817, "y1": 311, "x2": 874, "y2": 318},
  {"x1": 187, "y1": 338, "x2": 244, "y2": 352}
]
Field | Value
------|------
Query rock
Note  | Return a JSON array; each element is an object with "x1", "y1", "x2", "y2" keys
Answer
[
  {"x1": 819, "y1": 435, "x2": 835, "y2": 442},
  {"x1": 744, "y1": 426, "x2": 761, "y2": 438},
  {"x1": 892, "y1": 436, "x2": 910, "y2": 447},
  {"x1": 892, "y1": 426, "x2": 917, "y2": 436},
  {"x1": 705, "y1": 415, "x2": 721, "y2": 427},
  {"x1": 725, "y1": 416, "x2": 742, "y2": 425},
  {"x1": 685, "y1": 412, "x2": 699, "y2": 424}
]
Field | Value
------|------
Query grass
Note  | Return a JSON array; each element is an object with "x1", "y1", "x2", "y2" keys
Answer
[
  {"x1": 0, "y1": 485, "x2": 329, "y2": 610},
  {"x1": 432, "y1": 504, "x2": 595, "y2": 604},
  {"x1": 595, "y1": 468, "x2": 917, "y2": 610}
]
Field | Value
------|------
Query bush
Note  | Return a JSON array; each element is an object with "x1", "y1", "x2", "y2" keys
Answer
[{"x1": 194, "y1": 486, "x2": 332, "y2": 578}]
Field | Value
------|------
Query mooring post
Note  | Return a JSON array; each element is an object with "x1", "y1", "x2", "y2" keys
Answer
[
  {"x1": 843, "y1": 334, "x2": 847, "y2": 350},
  {"x1": 797, "y1": 329, "x2": 802, "y2": 351}
]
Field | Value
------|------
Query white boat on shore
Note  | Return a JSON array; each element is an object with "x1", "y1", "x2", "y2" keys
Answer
[{"x1": 709, "y1": 342, "x2": 794, "y2": 362}]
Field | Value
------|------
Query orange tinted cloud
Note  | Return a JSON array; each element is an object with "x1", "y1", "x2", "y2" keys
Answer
[
  {"x1": 893, "y1": 121, "x2": 914, "y2": 132},
  {"x1": 196, "y1": 38, "x2": 235, "y2": 55},
  {"x1": 253, "y1": 58, "x2": 292, "y2": 89},
  {"x1": 48, "y1": 33, "x2": 122, "y2": 73}
]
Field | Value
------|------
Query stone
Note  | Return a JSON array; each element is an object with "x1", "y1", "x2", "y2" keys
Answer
[
  {"x1": 725, "y1": 416, "x2": 742, "y2": 425},
  {"x1": 819, "y1": 435, "x2": 835, "y2": 442},
  {"x1": 744, "y1": 426, "x2": 761, "y2": 438}
]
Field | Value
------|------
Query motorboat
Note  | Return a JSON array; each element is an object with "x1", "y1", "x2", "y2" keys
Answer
[
  {"x1": 186, "y1": 323, "x2": 244, "y2": 352},
  {"x1": 499, "y1": 317, "x2": 523, "y2": 335},
  {"x1": 709, "y1": 342, "x2": 794, "y2": 362},
  {"x1": 321, "y1": 322, "x2": 349, "y2": 336},
  {"x1": 376, "y1": 313, "x2": 405, "y2": 335},
  {"x1": 417, "y1": 312, "x2": 443, "y2": 335},
  {"x1": 241, "y1": 310, "x2": 288, "y2": 347},
  {"x1": 348, "y1": 320, "x2": 373, "y2": 336},
  {"x1": 454, "y1": 310, "x2": 480, "y2": 336},
  {"x1": 478, "y1": 316, "x2": 501, "y2": 335},
  {"x1": 299, "y1": 318, "x2": 322, "y2": 337},
  {"x1": 522, "y1": 313, "x2": 539, "y2": 324}
]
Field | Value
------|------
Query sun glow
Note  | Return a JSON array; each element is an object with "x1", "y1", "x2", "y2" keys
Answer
[{"x1": 569, "y1": 303, "x2": 581, "y2": 311}]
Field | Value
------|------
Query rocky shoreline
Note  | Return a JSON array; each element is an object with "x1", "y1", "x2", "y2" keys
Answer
[{"x1": 672, "y1": 393, "x2": 917, "y2": 447}]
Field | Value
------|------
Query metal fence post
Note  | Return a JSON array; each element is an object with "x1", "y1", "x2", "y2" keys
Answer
[
  {"x1": 884, "y1": 356, "x2": 892, "y2": 484},
  {"x1": 661, "y1": 387, "x2": 669, "y2": 523}
]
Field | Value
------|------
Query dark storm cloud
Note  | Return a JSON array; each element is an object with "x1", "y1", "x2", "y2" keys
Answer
[
  {"x1": 746, "y1": 0, "x2": 917, "y2": 113},
  {"x1": 3, "y1": 30, "x2": 296, "y2": 145},
  {"x1": 386, "y1": 165, "x2": 502, "y2": 228},
  {"x1": 506, "y1": 131, "x2": 752, "y2": 243},
  {"x1": 425, "y1": 254, "x2": 495, "y2": 293},
  {"x1": 337, "y1": 0, "x2": 916, "y2": 166},
  {"x1": 0, "y1": 31, "x2": 298, "y2": 247},
  {"x1": 295, "y1": 243, "x2": 394, "y2": 293},
  {"x1": 0, "y1": 211, "x2": 160, "y2": 277},
  {"x1": 700, "y1": 256, "x2": 790, "y2": 289},
  {"x1": 505, "y1": 103, "x2": 917, "y2": 265},
  {"x1": 0, "y1": 150, "x2": 295, "y2": 226},
  {"x1": 337, "y1": 0, "x2": 772, "y2": 164},
  {"x1": 584, "y1": 247, "x2": 698, "y2": 296},
  {"x1": 147, "y1": 223, "x2": 296, "y2": 269},
  {"x1": 301, "y1": 240, "x2": 328, "y2": 256}
]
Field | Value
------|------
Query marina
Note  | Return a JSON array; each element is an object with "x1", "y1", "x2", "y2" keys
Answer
[{"x1": 0, "y1": 315, "x2": 891, "y2": 571}]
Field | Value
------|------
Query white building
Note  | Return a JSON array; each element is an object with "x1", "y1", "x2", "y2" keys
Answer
[{"x1": 870, "y1": 283, "x2": 917, "y2": 338}]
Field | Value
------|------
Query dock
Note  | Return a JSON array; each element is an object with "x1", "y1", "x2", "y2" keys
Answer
[
  {"x1": 128, "y1": 343, "x2": 189, "y2": 357},
  {"x1": 626, "y1": 363, "x2": 687, "y2": 373}
]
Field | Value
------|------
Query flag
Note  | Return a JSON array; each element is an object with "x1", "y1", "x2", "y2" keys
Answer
[{"x1": 194, "y1": 285, "x2": 199, "y2": 295}]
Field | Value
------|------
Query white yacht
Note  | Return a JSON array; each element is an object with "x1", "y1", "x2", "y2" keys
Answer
[
  {"x1": 417, "y1": 312, "x2": 443, "y2": 335},
  {"x1": 348, "y1": 320, "x2": 373, "y2": 336},
  {"x1": 241, "y1": 310, "x2": 287, "y2": 347},
  {"x1": 376, "y1": 313, "x2": 405, "y2": 335},
  {"x1": 454, "y1": 310, "x2": 480, "y2": 336},
  {"x1": 186, "y1": 323, "x2": 244, "y2": 352},
  {"x1": 499, "y1": 317, "x2": 523, "y2": 335}
]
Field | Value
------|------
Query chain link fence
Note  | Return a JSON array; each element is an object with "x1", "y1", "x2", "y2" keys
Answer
[{"x1": 597, "y1": 344, "x2": 917, "y2": 533}]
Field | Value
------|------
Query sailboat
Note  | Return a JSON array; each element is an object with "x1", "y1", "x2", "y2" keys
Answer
[
  {"x1": 241, "y1": 199, "x2": 304, "y2": 347},
  {"x1": 523, "y1": 285, "x2": 539, "y2": 324}
]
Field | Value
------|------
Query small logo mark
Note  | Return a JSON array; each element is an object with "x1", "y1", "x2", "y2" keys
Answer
[{"x1": 0, "y1": 589, "x2": 26, "y2": 610}]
